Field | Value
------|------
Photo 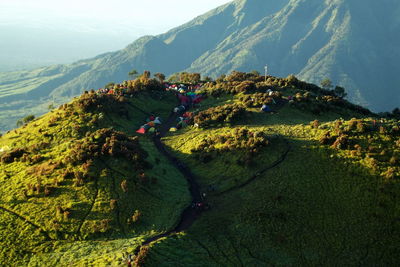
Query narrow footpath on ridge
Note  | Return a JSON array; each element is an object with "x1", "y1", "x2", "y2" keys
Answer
[
  {"x1": 133, "y1": 109, "x2": 204, "y2": 257},
  {"x1": 131, "y1": 96, "x2": 291, "y2": 260}
]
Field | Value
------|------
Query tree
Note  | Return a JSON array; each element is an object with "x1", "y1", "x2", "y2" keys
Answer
[
  {"x1": 320, "y1": 78, "x2": 333, "y2": 90},
  {"x1": 203, "y1": 76, "x2": 213, "y2": 82},
  {"x1": 105, "y1": 82, "x2": 115, "y2": 89},
  {"x1": 23, "y1": 115, "x2": 35, "y2": 124},
  {"x1": 334, "y1": 86, "x2": 347, "y2": 98},
  {"x1": 154, "y1": 73, "x2": 165, "y2": 83},
  {"x1": 392, "y1": 107, "x2": 400, "y2": 118},
  {"x1": 168, "y1": 73, "x2": 179, "y2": 83},
  {"x1": 179, "y1": 72, "x2": 189, "y2": 83},
  {"x1": 216, "y1": 74, "x2": 226, "y2": 83},
  {"x1": 17, "y1": 114, "x2": 35, "y2": 127},
  {"x1": 191, "y1": 73, "x2": 201, "y2": 84},
  {"x1": 128, "y1": 69, "x2": 138, "y2": 79},
  {"x1": 142, "y1": 70, "x2": 151, "y2": 79}
]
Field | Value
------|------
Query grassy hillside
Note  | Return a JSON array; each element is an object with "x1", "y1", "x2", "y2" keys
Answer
[
  {"x1": 0, "y1": 89, "x2": 191, "y2": 266},
  {"x1": 0, "y1": 71, "x2": 399, "y2": 266}
]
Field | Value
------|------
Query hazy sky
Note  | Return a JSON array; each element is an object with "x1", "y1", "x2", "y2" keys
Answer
[{"x1": 0, "y1": 0, "x2": 232, "y2": 34}]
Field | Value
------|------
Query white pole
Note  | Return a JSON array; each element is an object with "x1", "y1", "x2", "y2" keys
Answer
[{"x1": 264, "y1": 65, "x2": 268, "y2": 82}]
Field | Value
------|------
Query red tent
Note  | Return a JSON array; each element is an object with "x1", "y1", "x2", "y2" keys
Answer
[
  {"x1": 183, "y1": 112, "x2": 193, "y2": 118},
  {"x1": 178, "y1": 94, "x2": 191, "y2": 104},
  {"x1": 193, "y1": 96, "x2": 203, "y2": 104},
  {"x1": 136, "y1": 128, "x2": 146, "y2": 134}
]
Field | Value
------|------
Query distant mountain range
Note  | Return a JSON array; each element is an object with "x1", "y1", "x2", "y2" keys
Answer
[{"x1": 1, "y1": 0, "x2": 399, "y2": 131}]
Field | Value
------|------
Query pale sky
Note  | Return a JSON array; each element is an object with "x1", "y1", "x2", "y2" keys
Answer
[{"x1": 0, "y1": 0, "x2": 233, "y2": 34}]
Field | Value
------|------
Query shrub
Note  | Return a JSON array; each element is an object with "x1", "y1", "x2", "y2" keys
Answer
[
  {"x1": 0, "y1": 148, "x2": 27, "y2": 163},
  {"x1": 331, "y1": 135, "x2": 349, "y2": 150},
  {"x1": 110, "y1": 199, "x2": 117, "y2": 210},
  {"x1": 238, "y1": 93, "x2": 276, "y2": 108},
  {"x1": 121, "y1": 180, "x2": 128, "y2": 193},
  {"x1": 132, "y1": 210, "x2": 141, "y2": 223},
  {"x1": 193, "y1": 104, "x2": 246, "y2": 128},
  {"x1": 68, "y1": 128, "x2": 150, "y2": 171},
  {"x1": 311, "y1": 120, "x2": 320, "y2": 129},
  {"x1": 44, "y1": 186, "x2": 52, "y2": 196},
  {"x1": 356, "y1": 121, "x2": 366, "y2": 133},
  {"x1": 319, "y1": 132, "x2": 335, "y2": 145},
  {"x1": 134, "y1": 246, "x2": 149, "y2": 267},
  {"x1": 364, "y1": 156, "x2": 378, "y2": 171},
  {"x1": 191, "y1": 128, "x2": 269, "y2": 167},
  {"x1": 63, "y1": 210, "x2": 71, "y2": 221},
  {"x1": 348, "y1": 119, "x2": 358, "y2": 130},
  {"x1": 382, "y1": 167, "x2": 396, "y2": 180},
  {"x1": 56, "y1": 206, "x2": 64, "y2": 219},
  {"x1": 389, "y1": 156, "x2": 398, "y2": 166}
]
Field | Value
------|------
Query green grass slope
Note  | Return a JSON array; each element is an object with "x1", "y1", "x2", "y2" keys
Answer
[
  {"x1": 0, "y1": 71, "x2": 399, "y2": 266},
  {"x1": 0, "y1": 90, "x2": 191, "y2": 266},
  {"x1": 141, "y1": 73, "x2": 399, "y2": 266}
]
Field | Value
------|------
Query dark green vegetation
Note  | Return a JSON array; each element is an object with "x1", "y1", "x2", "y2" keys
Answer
[
  {"x1": 1, "y1": 0, "x2": 400, "y2": 133},
  {"x1": 0, "y1": 71, "x2": 399, "y2": 266}
]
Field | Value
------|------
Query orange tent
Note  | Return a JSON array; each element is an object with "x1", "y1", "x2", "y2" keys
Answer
[
  {"x1": 147, "y1": 121, "x2": 155, "y2": 127},
  {"x1": 136, "y1": 128, "x2": 146, "y2": 134}
]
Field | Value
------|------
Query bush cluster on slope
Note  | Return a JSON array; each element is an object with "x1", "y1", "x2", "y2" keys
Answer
[
  {"x1": 190, "y1": 127, "x2": 269, "y2": 166},
  {"x1": 193, "y1": 104, "x2": 246, "y2": 128},
  {"x1": 314, "y1": 118, "x2": 400, "y2": 179}
]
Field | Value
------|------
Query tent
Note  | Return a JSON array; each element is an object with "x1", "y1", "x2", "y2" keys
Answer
[
  {"x1": 148, "y1": 127, "x2": 156, "y2": 133},
  {"x1": 149, "y1": 115, "x2": 155, "y2": 121},
  {"x1": 261, "y1": 105, "x2": 272, "y2": 112},
  {"x1": 147, "y1": 121, "x2": 155, "y2": 127},
  {"x1": 183, "y1": 112, "x2": 193, "y2": 118},
  {"x1": 193, "y1": 96, "x2": 203, "y2": 104},
  {"x1": 154, "y1": 118, "x2": 162, "y2": 124},
  {"x1": 169, "y1": 127, "x2": 178, "y2": 132},
  {"x1": 136, "y1": 128, "x2": 146, "y2": 134},
  {"x1": 179, "y1": 94, "x2": 191, "y2": 104},
  {"x1": 143, "y1": 124, "x2": 151, "y2": 130}
]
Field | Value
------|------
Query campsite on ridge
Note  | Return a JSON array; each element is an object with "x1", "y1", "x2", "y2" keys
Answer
[
  {"x1": 0, "y1": 70, "x2": 399, "y2": 266},
  {"x1": 1, "y1": 0, "x2": 400, "y2": 265},
  {"x1": 1, "y1": 0, "x2": 400, "y2": 133}
]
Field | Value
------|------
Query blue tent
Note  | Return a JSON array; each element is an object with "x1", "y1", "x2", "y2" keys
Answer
[{"x1": 261, "y1": 105, "x2": 272, "y2": 112}]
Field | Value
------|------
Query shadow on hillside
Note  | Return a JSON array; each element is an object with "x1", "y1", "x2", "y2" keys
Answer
[{"x1": 144, "y1": 136, "x2": 399, "y2": 266}]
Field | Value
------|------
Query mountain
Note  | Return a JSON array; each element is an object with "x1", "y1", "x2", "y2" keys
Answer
[
  {"x1": 1, "y1": 0, "x2": 399, "y2": 132},
  {"x1": 0, "y1": 73, "x2": 399, "y2": 265}
]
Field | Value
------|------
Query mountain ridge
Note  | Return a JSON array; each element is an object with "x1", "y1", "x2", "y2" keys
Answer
[{"x1": 0, "y1": 0, "x2": 399, "y2": 132}]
